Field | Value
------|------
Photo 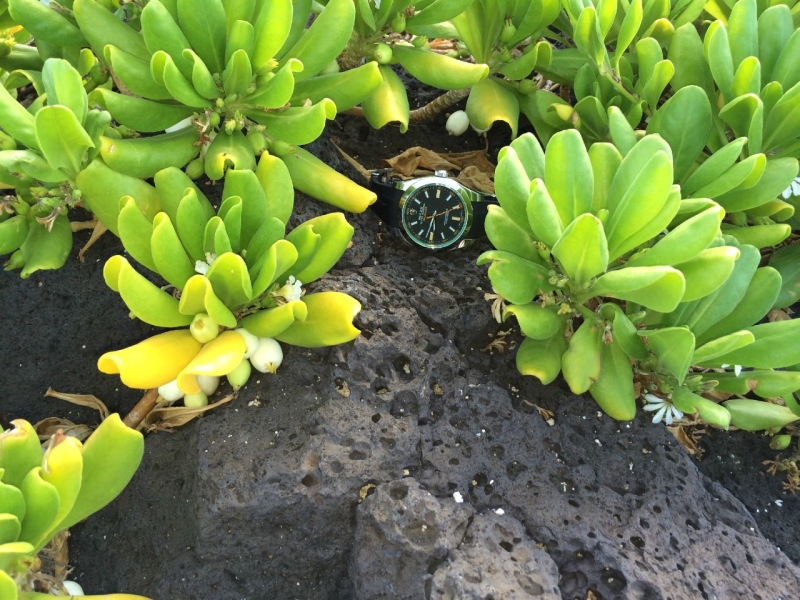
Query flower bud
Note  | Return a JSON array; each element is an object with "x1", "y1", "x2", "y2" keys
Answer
[
  {"x1": 770, "y1": 434, "x2": 793, "y2": 450},
  {"x1": 319, "y1": 59, "x2": 340, "y2": 75},
  {"x1": 373, "y1": 43, "x2": 393, "y2": 65},
  {"x1": 250, "y1": 338, "x2": 283, "y2": 374},
  {"x1": 499, "y1": 47, "x2": 511, "y2": 63},
  {"x1": 197, "y1": 375, "x2": 220, "y2": 396},
  {"x1": 446, "y1": 111, "x2": 470, "y2": 136},
  {"x1": 227, "y1": 359, "x2": 252, "y2": 391},
  {"x1": 500, "y1": 18, "x2": 516, "y2": 44},
  {"x1": 391, "y1": 12, "x2": 406, "y2": 33},
  {"x1": 158, "y1": 379, "x2": 185, "y2": 402},
  {"x1": 185, "y1": 158, "x2": 205, "y2": 180},
  {"x1": 235, "y1": 328, "x2": 260, "y2": 359},
  {"x1": 247, "y1": 130, "x2": 268, "y2": 155},
  {"x1": 412, "y1": 35, "x2": 428, "y2": 48},
  {"x1": 517, "y1": 79, "x2": 536, "y2": 95},
  {"x1": 63, "y1": 581, "x2": 84, "y2": 596},
  {"x1": 190, "y1": 313, "x2": 220, "y2": 344},
  {"x1": 208, "y1": 112, "x2": 221, "y2": 128},
  {"x1": 184, "y1": 391, "x2": 209, "y2": 408}
]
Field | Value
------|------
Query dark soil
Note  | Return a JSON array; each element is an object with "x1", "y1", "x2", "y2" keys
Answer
[{"x1": 1, "y1": 92, "x2": 798, "y2": 598}]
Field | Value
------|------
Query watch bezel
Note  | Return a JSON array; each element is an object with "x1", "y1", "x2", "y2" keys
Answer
[{"x1": 397, "y1": 177, "x2": 476, "y2": 250}]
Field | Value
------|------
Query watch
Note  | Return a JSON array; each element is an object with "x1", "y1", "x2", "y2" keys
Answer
[{"x1": 369, "y1": 169, "x2": 498, "y2": 250}]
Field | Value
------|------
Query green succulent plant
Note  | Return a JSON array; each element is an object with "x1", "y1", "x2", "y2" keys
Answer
[
  {"x1": 67, "y1": 0, "x2": 375, "y2": 212},
  {"x1": 0, "y1": 415, "x2": 147, "y2": 599},
  {"x1": 94, "y1": 157, "x2": 361, "y2": 398},
  {"x1": 0, "y1": 57, "x2": 141, "y2": 277},
  {"x1": 478, "y1": 130, "x2": 800, "y2": 429}
]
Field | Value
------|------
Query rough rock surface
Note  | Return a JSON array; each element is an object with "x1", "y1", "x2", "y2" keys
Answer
[{"x1": 1, "y1": 111, "x2": 799, "y2": 599}]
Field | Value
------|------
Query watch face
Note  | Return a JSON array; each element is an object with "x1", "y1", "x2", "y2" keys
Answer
[{"x1": 400, "y1": 183, "x2": 470, "y2": 249}]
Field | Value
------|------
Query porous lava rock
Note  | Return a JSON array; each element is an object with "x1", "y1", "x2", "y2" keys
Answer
[{"x1": 55, "y1": 232, "x2": 800, "y2": 599}]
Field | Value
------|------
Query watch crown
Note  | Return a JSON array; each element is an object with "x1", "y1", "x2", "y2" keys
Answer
[{"x1": 434, "y1": 170, "x2": 449, "y2": 178}]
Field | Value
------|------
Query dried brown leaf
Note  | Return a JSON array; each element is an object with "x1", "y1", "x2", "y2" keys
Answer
[
  {"x1": 331, "y1": 139, "x2": 372, "y2": 182},
  {"x1": 142, "y1": 394, "x2": 235, "y2": 432},
  {"x1": 44, "y1": 388, "x2": 109, "y2": 420},
  {"x1": 77, "y1": 219, "x2": 108, "y2": 262},
  {"x1": 33, "y1": 417, "x2": 93, "y2": 443}
]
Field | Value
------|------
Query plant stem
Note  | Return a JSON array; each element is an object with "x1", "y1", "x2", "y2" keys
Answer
[
  {"x1": 409, "y1": 88, "x2": 471, "y2": 122},
  {"x1": 123, "y1": 388, "x2": 160, "y2": 430}
]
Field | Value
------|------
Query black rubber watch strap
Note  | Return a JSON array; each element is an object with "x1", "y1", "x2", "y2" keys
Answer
[
  {"x1": 369, "y1": 171, "x2": 403, "y2": 229},
  {"x1": 465, "y1": 195, "x2": 497, "y2": 240}
]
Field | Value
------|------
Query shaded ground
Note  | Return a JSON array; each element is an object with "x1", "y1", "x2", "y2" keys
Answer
[{"x1": 1, "y1": 92, "x2": 798, "y2": 598}]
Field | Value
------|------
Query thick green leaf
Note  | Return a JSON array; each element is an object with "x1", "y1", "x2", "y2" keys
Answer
[
  {"x1": 275, "y1": 291, "x2": 360, "y2": 347},
  {"x1": 723, "y1": 399, "x2": 798, "y2": 431},
  {"x1": 646, "y1": 86, "x2": 711, "y2": 182},
  {"x1": 605, "y1": 146, "x2": 674, "y2": 260},
  {"x1": 103, "y1": 255, "x2": 191, "y2": 327},
  {"x1": 34, "y1": 106, "x2": 93, "y2": 179},
  {"x1": 19, "y1": 216, "x2": 72, "y2": 278},
  {"x1": 495, "y1": 146, "x2": 534, "y2": 234},
  {"x1": 515, "y1": 329, "x2": 568, "y2": 385},
  {"x1": 485, "y1": 205, "x2": 540, "y2": 263},
  {"x1": 544, "y1": 129, "x2": 594, "y2": 226},
  {"x1": 57, "y1": 414, "x2": 143, "y2": 531},
  {"x1": 117, "y1": 196, "x2": 156, "y2": 272},
  {"x1": 692, "y1": 330, "x2": 754, "y2": 363},
  {"x1": 715, "y1": 157, "x2": 798, "y2": 213},
  {"x1": 704, "y1": 318, "x2": 800, "y2": 368},
  {"x1": 205, "y1": 251, "x2": 253, "y2": 308},
  {"x1": 705, "y1": 21, "x2": 735, "y2": 103},
  {"x1": 503, "y1": 303, "x2": 564, "y2": 340},
  {"x1": 178, "y1": 274, "x2": 237, "y2": 327},
  {"x1": 718, "y1": 93, "x2": 763, "y2": 155},
  {"x1": 466, "y1": 77, "x2": 520, "y2": 138},
  {"x1": 175, "y1": 188, "x2": 211, "y2": 262},
  {"x1": 586, "y1": 266, "x2": 685, "y2": 312},
  {"x1": 674, "y1": 246, "x2": 739, "y2": 302},
  {"x1": 768, "y1": 243, "x2": 800, "y2": 309},
  {"x1": 151, "y1": 212, "x2": 195, "y2": 289},
  {"x1": 284, "y1": 213, "x2": 353, "y2": 284},
  {"x1": 588, "y1": 338, "x2": 636, "y2": 420},
  {"x1": 682, "y1": 138, "x2": 748, "y2": 194},
  {"x1": 726, "y1": 0, "x2": 757, "y2": 71},
  {"x1": 562, "y1": 319, "x2": 603, "y2": 394},
  {"x1": 640, "y1": 326, "x2": 695, "y2": 384},
  {"x1": 42, "y1": 58, "x2": 87, "y2": 124},
  {"x1": 477, "y1": 250, "x2": 555, "y2": 305},
  {"x1": 671, "y1": 386, "x2": 730, "y2": 429},
  {"x1": 177, "y1": 0, "x2": 227, "y2": 74},
  {"x1": 552, "y1": 214, "x2": 608, "y2": 285},
  {"x1": 526, "y1": 179, "x2": 563, "y2": 248},
  {"x1": 684, "y1": 245, "x2": 764, "y2": 344},
  {"x1": 625, "y1": 205, "x2": 724, "y2": 268}
]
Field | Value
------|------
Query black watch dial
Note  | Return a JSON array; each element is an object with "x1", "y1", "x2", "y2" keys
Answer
[{"x1": 400, "y1": 184, "x2": 469, "y2": 249}]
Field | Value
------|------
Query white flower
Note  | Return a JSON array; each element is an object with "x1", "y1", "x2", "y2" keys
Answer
[
  {"x1": 781, "y1": 176, "x2": 800, "y2": 199},
  {"x1": 165, "y1": 116, "x2": 194, "y2": 133},
  {"x1": 642, "y1": 393, "x2": 684, "y2": 426},
  {"x1": 271, "y1": 275, "x2": 303, "y2": 302},
  {"x1": 720, "y1": 363, "x2": 743, "y2": 377},
  {"x1": 194, "y1": 252, "x2": 217, "y2": 275}
]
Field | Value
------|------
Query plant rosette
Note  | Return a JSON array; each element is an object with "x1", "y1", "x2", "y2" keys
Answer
[
  {"x1": 95, "y1": 157, "x2": 361, "y2": 399},
  {"x1": 71, "y1": 0, "x2": 376, "y2": 212},
  {"x1": 0, "y1": 57, "x2": 129, "y2": 277},
  {"x1": 478, "y1": 130, "x2": 800, "y2": 427},
  {"x1": 0, "y1": 415, "x2": 149, "y2": 599}
]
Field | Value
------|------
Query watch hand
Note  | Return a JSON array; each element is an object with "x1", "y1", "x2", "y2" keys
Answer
[{"x1": 426, "y1": 212, "x2": 438, "y2": 236}]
